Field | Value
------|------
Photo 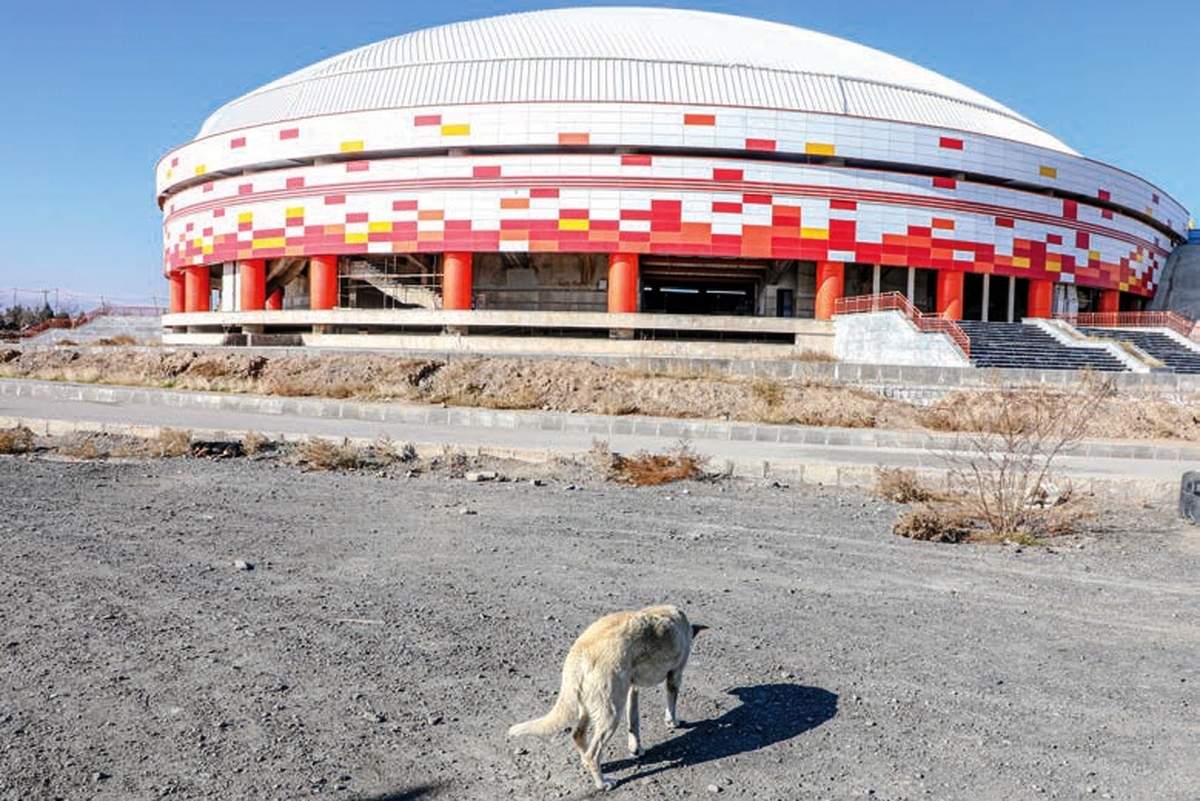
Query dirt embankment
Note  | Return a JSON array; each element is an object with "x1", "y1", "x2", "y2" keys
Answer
[{"x1": 4, "y1": 346, "x2": 1200, "y2": 443}]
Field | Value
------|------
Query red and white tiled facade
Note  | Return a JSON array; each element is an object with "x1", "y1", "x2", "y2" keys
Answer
[{"x1": 156, "y1": 8, "x2": 1187, "y2": 316}]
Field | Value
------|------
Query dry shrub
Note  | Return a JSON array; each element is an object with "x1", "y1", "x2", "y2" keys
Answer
[
  {"x1": 242, "y1": 431, "x2": 271, "y2": 456},
  {"x1": 602, "y1": 440, "x2": 708, "y2": 486},
  {"x1": 874, "y1": 466, "x2": 931, "y2": 503},
  {"x1": 95, "y1": 334, "x2": 137, "y2": 346},
  {"x1": 930, "y1": 376, "x2": 1111, "y2": 539},
  {"x1": 892, "y1": 507, "x2": 967, "y2": 543},
  {"x1": 154, "y1": 428, "x2": 192, "y2": 458},
  {"x1": 0, "y1": 426, "x2": 35, "y2": 454},
  {"x1": 57, "y1": 435, "x2": 106, "y2": 460},
  {"x1": 295, "y1": 437, "x2": 363, "y2": 471}
]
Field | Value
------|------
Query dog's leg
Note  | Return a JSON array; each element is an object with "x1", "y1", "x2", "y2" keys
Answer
[
  {"x1": 581, "y1": 692, "x2": 623, "y2": 790},
  {"x1": 663, "y1": 668, "x2": 682, "y2": 728},
  {"x1": 626, "y1": 685, "x2": 643, "y2": 757}
]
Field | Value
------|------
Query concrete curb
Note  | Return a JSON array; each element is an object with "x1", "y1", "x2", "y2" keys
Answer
[{"x1": 1, "y1": 378, "x2": 1193, "y2": 502}]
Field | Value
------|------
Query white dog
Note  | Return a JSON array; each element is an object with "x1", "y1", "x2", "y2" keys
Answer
[{"x1": 508, "y1": 604, "x2": 705, "y2": 790}]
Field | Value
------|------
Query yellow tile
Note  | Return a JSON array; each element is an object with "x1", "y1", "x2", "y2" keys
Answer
[
  {"x1": 285, "y1": 207, "x2": 305, "y2": 218},
  {"x1": 1039, "y1": 165, "x2": 1057, "y2": 178},
  {"x1": 368, "y1": 221, "x2": 392, "y2": 233},
  {"x1": 340, "y1": 140, "x2": 364, "y2": 153},
  {"x1": 1012, "y1": 256, "x2": 1031, "y2": 268},
  {"x1": 805, "y1": 142, "x2": 836, "y2": 157},
  {"x1": 238, "y1": 212, "x2": 254, "y2": 224},
  {"x1": 345, "y1": 232, "x2": 369, "y2": 244},
  {"x1": 1088, "y1": 250, "x2": 1100, "y2": 261},
  {"x1": 559, "y1": 218, "x2": 589, "y2": 231},
  {"x1": 801, "y1": 227, "x2": 829, "y2": 240},
  {"x1": 194, "y1": 164, "x2": 206, "y2": 176},
  {"x1": 252, "y1": 237, "x2": 285, "y2": 249},
  {"x1": 441, "y1": 123, "x2": 470, "y2": 136},
  {"x1": 1119, "y1": 282, "x2": 1129, "y2": 291}
]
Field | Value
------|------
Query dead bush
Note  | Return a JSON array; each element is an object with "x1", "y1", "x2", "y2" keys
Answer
[
  {"x1": 933, "y1": 376, "x2": 1111, "y2": 539},
  {"x1": 154, "y1": 428, "x2": 192, "y2": 458},
  {"x1": 241, "y1": 431, "x2": 271, "y2": 456},
  {"x1": 892, "y1": 507, "x2": 967, "y2": 543},
  {"x1": 57, "y1": 435, "x2": 106, "y2": 460},
  {"x1": 95, "y1": 334, "x2": 138, "y2": 346},
  {"x1": 604, "y1": 441, "x2": 708, "y2": 486},
  {"x1": 294, "y1": 438, "x2": 362, "y2": 471},
  {"x1": 0, "y1": 426, "x2": 35, "y2": 454},
  {"x1": 874, "y1": 466, "x2": 931, "y2": 503}
]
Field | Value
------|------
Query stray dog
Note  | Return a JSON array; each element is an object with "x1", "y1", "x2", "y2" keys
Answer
[{"x1": 508, "y1": 604, "x2": 705, "y2": 790}]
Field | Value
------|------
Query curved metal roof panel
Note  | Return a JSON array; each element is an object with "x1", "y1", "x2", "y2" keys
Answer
[{"x1": 195, "y1": 6, "x2": 1076, "y2": 155}]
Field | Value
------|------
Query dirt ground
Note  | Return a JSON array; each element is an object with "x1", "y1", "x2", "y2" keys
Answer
[{"x1": 1, "y1": 448, "x2": 1196, "y2": 800}]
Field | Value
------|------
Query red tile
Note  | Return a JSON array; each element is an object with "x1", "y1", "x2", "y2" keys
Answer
[
  {"x1": 325, "y1": 195, "x2": 346, "y2": 205},
  {"x1": 346, "y1": 212, "x2": 369, "y2": 223},
  {"x1": 279, "y1": 128, "x2": 299, "y2": 140},
  {"x1": 830, "y1": 199, "x2": 857, "y2": 211},
  {"x1": 1062, "y1": 199, "x2": 1077, "y2": 219},
  {"x1": 713, "y1": 168, "x2": 743, "y2": 182},
  {"x1": 286, "y1": 177, "x2": 305, "y2": 189},
  {"x1": 393, "y1": 199, "x2": 418, "y2": 211},
  {"x1": 743, "y1": 193, "x2": 772, "y2": 205},
  {"x1": 238, "y1": 183, "x2": 253, "y2": 195},
  {"x1": 932, "y1": 177, "x2": 957, "y2": 189},
  {"x1": 230, "y1": 136, "x2": 246, "y2": 149},
  {"x1": 414, "y1": 114, "x2": 442, "y2": 127},
  {"x1": 939, "y1": 136, "x2": 964, "y2": 150},
  {"x1": 1076, "y1": 231, "x2": 1090, "y2": 249},
  {"x1": 621, "y1": 154, "x2": 652, "y2": 166},
  {"x1": 684, "y1": 113, "x2": 716, "y2": 126},
  {"x1": 346, "y1": 161, "x2": 370, "y2": 172},
  {"x1": 712, "y1": 201, "x2": 743, "y2": 215},
  {"x1": 530, "y1": 187, "x2": 560, "y2": 199},
  {"x1": 473, "y1": 165, "x2": 501, "y2": 179},
  {"x1": 995, "y1": 217, "x2": 1015, "y2": 228},
  {"x1": 745, "y1": 138, "x2": 777, "y2": 152}
]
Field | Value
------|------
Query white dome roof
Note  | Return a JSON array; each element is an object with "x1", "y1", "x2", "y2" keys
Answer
[{"x1": 197, "y1": 6, "x2": 1075, "y2": 154}]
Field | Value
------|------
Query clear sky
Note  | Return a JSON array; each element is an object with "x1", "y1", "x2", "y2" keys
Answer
[{"x1": 1, "y1": 0, "x2": 1195, "y2": 310}]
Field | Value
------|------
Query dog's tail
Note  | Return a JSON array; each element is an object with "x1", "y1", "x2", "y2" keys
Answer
[{"x1": 508, "y1": 668, "x2": 578, "y2": 737}]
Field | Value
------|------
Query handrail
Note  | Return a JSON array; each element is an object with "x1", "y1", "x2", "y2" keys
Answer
[
  {"x1": 1054, "y1": 311, "x2": 1197, "y2": 339},
  {"x1": 20, "y1": 304, "x2": 165, "y2": 338},
  {"x1": 834, "y1": 291, "x2": 971, "y2": 358}
]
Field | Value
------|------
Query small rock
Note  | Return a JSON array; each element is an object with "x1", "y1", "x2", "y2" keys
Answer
[
  {"x1": 464, "y1": 471, "x2": 497, "y2": 482},
  {"x1": 94, "y1": 771, "x2": 111, "y2": 782},
  {"x1": 426, "y1": 714, "x2": 443, "y2": 726},
  {"x1": 458, "y1": 507, "x2": 476, "y2": 515},
  {"x1": 707, "y1": 784, "x2": 722, "y2": 793},
  {"x1": 233, "y1": 560, "x2": 254, "y2": 571}
]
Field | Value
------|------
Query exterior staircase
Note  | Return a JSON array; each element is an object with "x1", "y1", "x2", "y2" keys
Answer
[
  {"x1": 955, "y1": 320, "x2": 1128, "y2": 371},
  {"x1": 1079, "y1": 327, "x2": 1200, "y2": 374}
]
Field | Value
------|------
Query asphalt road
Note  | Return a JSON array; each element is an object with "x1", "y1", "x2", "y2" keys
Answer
[{"x1": 2, "y1": 378, "x2": 1196, "y2": 502}]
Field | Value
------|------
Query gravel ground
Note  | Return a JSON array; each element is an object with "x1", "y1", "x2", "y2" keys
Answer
[{"x1": 0, "y1": 454, "x2": 1197, "y2": 800}]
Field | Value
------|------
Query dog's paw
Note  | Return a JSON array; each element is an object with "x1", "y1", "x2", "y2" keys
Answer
[
  {"x1": 627, "y1": 733, "x2": 644, "y2": 757},
  {"x1": 595, "y1": 776, "x2": 617, "y2": 791}
]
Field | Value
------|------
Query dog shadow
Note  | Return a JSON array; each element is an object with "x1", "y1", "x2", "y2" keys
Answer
[{"x1": 605, "y1": 683, "x2": 838, "y2": 784}]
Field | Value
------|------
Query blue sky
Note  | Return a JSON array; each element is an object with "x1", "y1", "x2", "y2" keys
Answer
[{"x1": 0, "y1": 0, "x2": 1195, "y2": 309}]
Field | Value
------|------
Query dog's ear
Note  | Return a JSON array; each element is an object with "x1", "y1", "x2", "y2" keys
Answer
[{"x1": 692, "y1": 624, "x2": 709, "y2": 637}]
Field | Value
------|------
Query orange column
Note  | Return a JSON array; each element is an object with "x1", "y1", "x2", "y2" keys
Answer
[
  {"x1": 1098, "y1": 289, "x2": 1121, "y2": 314},
  {"x1": 937, "y1": 270, "x2": 964, "y2": 320},
  {"x1": 814, "y1": 261, "x2": 844, "y2": 321},
  {"x1": 239, "y1": 259, "x2": 266, "y2": 311},
  {"x1": 607, "y1": 252, "x2": 639, "y2": 313},
  {"x1": 184, "y1": 265, "x2": 210, "y2": 312},
  {"x1": 309, "y1": 255, "x2": 338, "y2": 310},
  {"x1": 266, "y1": 288, "x2": 283, "y2": 311},
  {"x1": 1027, "y1": 279, "x2": 1054, "y2": 318},
  {"x1": 168, "y1": 271, "x2": 186, "y2": 314},
  {"x1": 442, "y1": 251, "x2": 473, "y2": 311}
]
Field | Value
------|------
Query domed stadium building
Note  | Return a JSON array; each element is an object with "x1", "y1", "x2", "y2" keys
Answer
[{"x1": 156, "y1": 6, "x2": 1189, "y2": 357}]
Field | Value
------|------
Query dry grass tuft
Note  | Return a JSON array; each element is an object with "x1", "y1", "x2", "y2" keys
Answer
[
  {"x1": 154, "y1": 428, "x2": 192, "y2": 458},
  {"x1": 242, "y1": 431, "x2": 272, "y2": 456},
  {"x1": 95, "y1": 334, "x2": 138, "y2": 346},
  {"x1": 294, "y1": 438, "x2": 363, "y2": 471},
  {"x1": 874, "y1": 466, "x2": 932, "y2": 503},
  {"x1": 596, "y1": 440, "x2": 708, "y2": 486},
  {"x1": 892, "y1": 507, "x2": 968, "y2": 543},
  {"x1": 0, "y1": 426, "x2": 35, "y2": 454},
  {"x1": 57, "y1": 435, "x2": 106, "y2": 460}
]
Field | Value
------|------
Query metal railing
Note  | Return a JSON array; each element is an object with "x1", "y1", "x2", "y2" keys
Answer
[
  {"x1": 1054, "y1": 311, "x2": 1197, "y2": 339},
  {"x1": 834, "y1": 291, "x2": 971, "y2": 357},
  {"x1": 20, "y1": 304, "x2": 165, "y2": 339}
]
